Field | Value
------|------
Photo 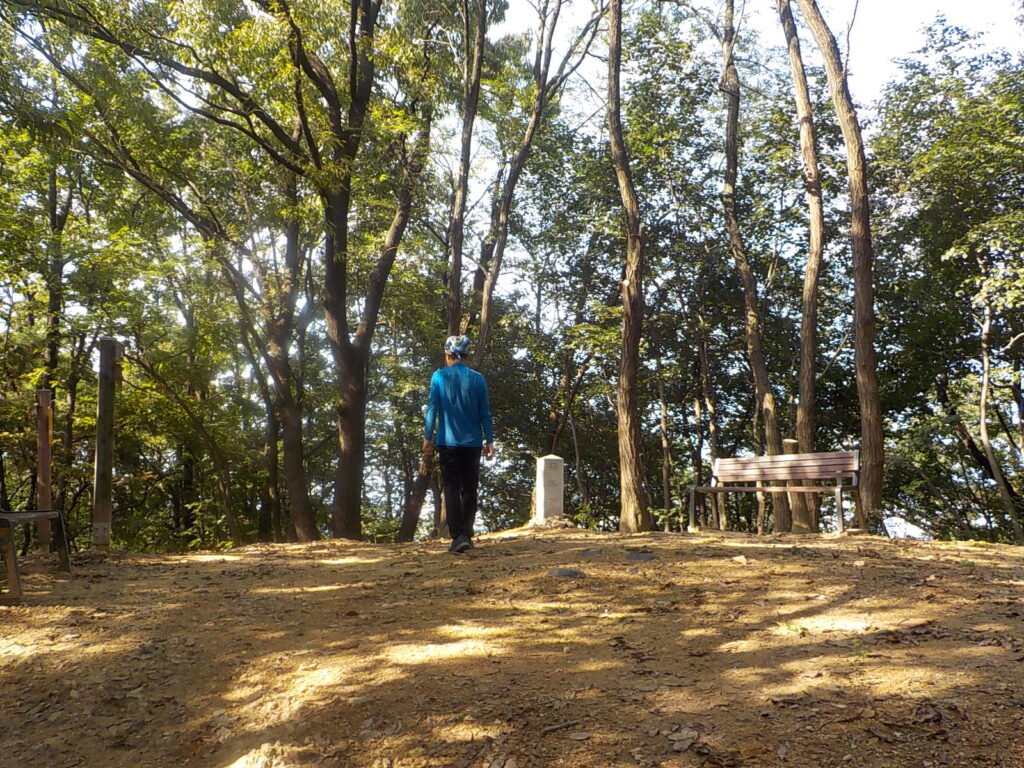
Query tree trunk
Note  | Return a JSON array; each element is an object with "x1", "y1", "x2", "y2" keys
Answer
[
  {"x1": 446, "y1": 0, "x2": 487, "y2": 334},
  {"x1": 41, "y1": 168, "x2": 71, "y2": 395},
  {"x1": 692, "y1": 396, "x2": 705, "y2": 527},
  {"x1": 777, "y1": 0, "x2": 822, "y2": 533},
  {"x1": 658, "y1": 378, "x2": 673, "y2": 515},
  {"x1": 608, "y1": 0, "x2": 651, "y2": 532},
  {"x1": 262, "y1": 406, "x2": 281, "y2": 542},
  {"x1": 397, "y1": 453, "x2": 429, "y2": 543},
  {"x1": 547, "y1": 353, "x2": 593, "y2": 455},
  {"x1": 796, "y1": 0, "x2": 885, "y2": 529},
  {"x1": 978, "y1": 302, "x2": 1024, "y2": 542},
  {"x1": 719, "y1": 0, "x2": 791, "y2": 531},
  {"x1": 569, "y1": 412, "x2": 591, "y2": 508},
  {"x1": 697, "y1": 309, "x2": 726, "y2": 529},
  {"x1": 326, "y1": 120, "x2": 431, "y2": 540},
  {"x1": 328, "y1": 334, "x2": 369, "y2": 540},
  {"x1": 470, "y1": 1, "x2": 602, "y2": 365},
  {"x1": 57, "y1": 332, "x2": 90, "y2": 522}
]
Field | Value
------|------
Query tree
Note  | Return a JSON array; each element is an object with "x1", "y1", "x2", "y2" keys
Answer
[
  {"x1": 11, "y1": 0, "x2": 436, "y2": 540},
  {"x1": 607, "y1": 0, "x2": 651, "y2": 532},
  {"x1": 776, "y1": 0, "x2": 824, "y2": 532},
  {"x1": 873, "y1": 25, "x2": 1024, "y2": 541},
  {"x1": 796, "y1": 0, "x2": 884, "y2": 530}
]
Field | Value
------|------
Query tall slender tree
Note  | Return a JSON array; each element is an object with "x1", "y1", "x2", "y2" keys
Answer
[
  {"x1": 715, "y1": 0, "x2": 791, "y2": 530},
  {"x1": 607, "y1": 0, "x2": 651, "y2": 532},
  {"x1": 777, "y1": 0, "x2": 823, "y2": 533},
  {"x1": 446, "y1": 0, "x2": 487, "y2": 335},
  {"x1": 796, "y1": 0, "x2": 884, "y2": 529}
]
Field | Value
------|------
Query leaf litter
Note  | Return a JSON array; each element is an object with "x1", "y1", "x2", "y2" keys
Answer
[{"x1": 1, "y1": 528, "x2": 1023, "y2": 767}]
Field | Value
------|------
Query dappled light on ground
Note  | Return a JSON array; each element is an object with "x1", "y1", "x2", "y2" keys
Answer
[{"x1": 2, "y1": 529, "x2": 1024, "y2": 767}]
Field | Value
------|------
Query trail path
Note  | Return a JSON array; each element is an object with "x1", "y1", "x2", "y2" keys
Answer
[{"x1": 3, "y1": 528, "x2": 1023, "y2": 767}]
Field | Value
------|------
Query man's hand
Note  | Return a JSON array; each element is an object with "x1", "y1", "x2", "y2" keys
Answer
[
  {"x1": 484, "y1": 442, "x2": 495, "y2": 460},
  {"x1": 422, "y1": 439, "x2": 434, "y2": 455}
]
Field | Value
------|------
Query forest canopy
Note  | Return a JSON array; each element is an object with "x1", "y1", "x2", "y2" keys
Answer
[{"x1": 0, "y1": 0, "x2": 1022, "y2": 550}]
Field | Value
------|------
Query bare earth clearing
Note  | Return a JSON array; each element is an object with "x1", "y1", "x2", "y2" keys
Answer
[{"x1": 3, "y1": 528, "x2": 1024, "y2": 768}]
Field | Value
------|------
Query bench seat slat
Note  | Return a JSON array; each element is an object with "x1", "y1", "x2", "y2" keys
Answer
[
  {"x1": 714, "y1": 469, "x2": 858, "y2": 482},
  {"x1": 695, "y1": 485, "x2": 857, "y2": 493},
  {"x1": 716, "y1": 458, "x2": 857, "y2": 471},
  {"x1": 715, "y1": 450, "x2": 857, "y2": 464}
]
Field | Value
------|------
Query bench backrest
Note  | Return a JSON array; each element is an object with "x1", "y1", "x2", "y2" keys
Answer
[{"x1": 712, "y1": 450, "x2": 859, "y2": 484}]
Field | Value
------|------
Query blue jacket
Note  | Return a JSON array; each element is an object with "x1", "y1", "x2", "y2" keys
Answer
[{"x1": 424, "y1": 362, "x2": 494, "y2": 447}]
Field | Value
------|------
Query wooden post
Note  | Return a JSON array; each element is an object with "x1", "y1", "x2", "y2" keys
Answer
[
  {"x1": 92, "y1": 337, "x2": 122, "y2": 548},
  {"x1": 36, "y1": 390, "x2": 53, "y2": 550}
]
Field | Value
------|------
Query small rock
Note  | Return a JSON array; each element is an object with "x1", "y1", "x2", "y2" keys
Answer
[
  {"x1": 627, "y1": 552, "x2": 657, "y2": 562},
  {"x1": 548, "y1": 568, "x2": 586, "y2": 579},
  {"x1": 668, "y1": 727, "x2": 699, "y2": 751}
]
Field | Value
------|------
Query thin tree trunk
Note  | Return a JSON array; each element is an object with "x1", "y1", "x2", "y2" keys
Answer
[
  {"x1": 240, "y1": 321, "x2": 282, "y2": 544},
  {"x1": 753, "y1": 403, "x2": 767, "y2": 535},
  {"x1": 569, "y1": 412, "x2": 590, "y2": 508},
  {"x1": 547, "y1": 353, "x2": 593, "y2": 455},
  {"x1": 41, "y1": 168, "x2": 72, "y2": 395},
  {"x1": 470, "y1": 1, "x2": 602, "y2": 365},
  {"x1": 796, "y1": 0, "x2": 885, "y2": 529},
  {"x1": 697, "y1": 310, "x2": 726, "y2": 529},
  {"x1": 0, "y1": 451, "x2": 10, "y2": 512},
  {"x1": 658, "y1": 377, "x2": 673, "y2": 515},
  {"x1": 264, "y1": 407, "x2": 282, "y2": 542},
  {"x1": 58, "y1": 332, "x2": 91, "y2": 521},
  {"x1": 446, "y1": 0, "x2": 487, "y2": 334},
  {"x1": 432, "y1": 470, "x2": 448, "y2": 539},
  {"x1": 719, "y1": 0, "x2": 791, "y2": 531},
  {"x1": 608, "y1": 0, "x2": 651, "y2": 532},
  {"x1": 978, "y1": 301, "x2": 1024, "y2": 542},
  {"x1": 777, "y1": 0, "x2": 822, "y2": 533},
  {"x1": 397, "y1": 453, "x2": 431, "y2": 543},
  {"x1": 692, "y1": 396, "x2": 705, "y2": 527}
]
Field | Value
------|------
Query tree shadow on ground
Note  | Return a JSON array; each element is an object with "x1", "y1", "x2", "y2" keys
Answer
[{"x1": 2, "y1": 529, "x2": 1023, "y2": 768}]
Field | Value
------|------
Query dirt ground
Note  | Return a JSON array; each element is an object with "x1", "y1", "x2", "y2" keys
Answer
[{"x1": 3, "y1": 526, "x2": 1024, "y2": 768}]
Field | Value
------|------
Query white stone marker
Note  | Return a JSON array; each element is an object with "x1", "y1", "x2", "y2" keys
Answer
[{"x1": 534, "y1": 454, "x2": 565, "y2": 522}]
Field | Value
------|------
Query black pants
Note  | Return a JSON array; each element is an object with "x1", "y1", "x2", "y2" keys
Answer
[{"x1": 437, "y1": 446, "x2": 482, "y2": 540}]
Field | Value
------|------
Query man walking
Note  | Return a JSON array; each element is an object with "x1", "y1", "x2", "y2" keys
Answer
[{"x1": 423, "y1": 335, "x2": 495, "y2": 553}]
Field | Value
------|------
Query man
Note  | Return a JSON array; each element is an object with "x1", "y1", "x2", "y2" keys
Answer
[{"x1": 423, "y1": 335, "x2": 495, "y2": 553}]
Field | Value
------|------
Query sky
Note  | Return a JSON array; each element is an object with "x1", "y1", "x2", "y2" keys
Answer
[
  {"x1": 759, "y1": 0, "x2": 1024, "y2": 104},
  {"x1": 500, "y1": 0, "x2": 1024, "y2": 107}
]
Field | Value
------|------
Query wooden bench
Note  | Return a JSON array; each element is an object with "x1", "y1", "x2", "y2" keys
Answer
[
  {"x1": 688, "y1": 450, "x2": 860, "y2": 533},
  {"x1": 0, "y1": 509, "x2": 71, "y2": 604}
]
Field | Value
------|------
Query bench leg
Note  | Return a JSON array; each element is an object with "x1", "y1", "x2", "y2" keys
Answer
[
  {"x1": 835, "y1": 485, "x2": 845, "y2": 534},
  {"x1": 0, "y1": 522, "x2": 23, "y2": 604}
]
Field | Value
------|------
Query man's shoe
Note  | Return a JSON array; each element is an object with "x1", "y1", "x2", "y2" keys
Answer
[{"x1": 451, "y1": 534, "x2": 472, "y2": 554}]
